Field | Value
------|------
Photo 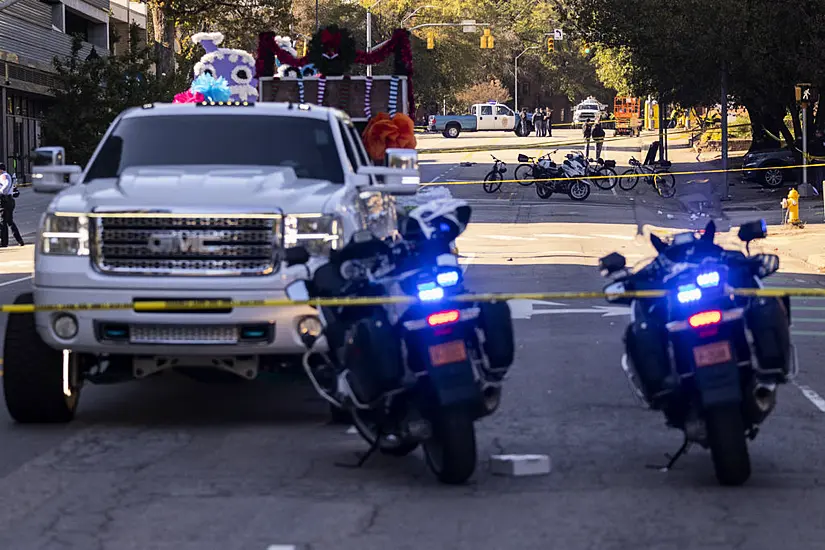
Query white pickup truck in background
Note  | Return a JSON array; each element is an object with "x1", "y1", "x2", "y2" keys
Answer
[{"x1": 4, "y1": 100, "x2": 419, "y2": 424}]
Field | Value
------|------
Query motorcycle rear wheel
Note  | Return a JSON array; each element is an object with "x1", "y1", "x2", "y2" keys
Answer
[
  {"x1": 422, "y1": 408, "x2": 477, "y2": 484},
  {"x1": 706, "y1": 405, "x2": 752, "y2": 486},
  {"x1": 536, "y1": 182, "x2": 553, "y2": 199}
]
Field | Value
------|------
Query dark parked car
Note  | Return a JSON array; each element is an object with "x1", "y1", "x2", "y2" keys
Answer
[{"x1": 742, "y1": 146, "x2": 798, "y2": 189}]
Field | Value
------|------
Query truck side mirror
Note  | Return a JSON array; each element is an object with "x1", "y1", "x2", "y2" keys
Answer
[
  {"x1": 385, "y1": 148, "x2": 418, "y2": 170},
  {"x1": 33, "y1": 165, "x2": 82, "y2": 194}
]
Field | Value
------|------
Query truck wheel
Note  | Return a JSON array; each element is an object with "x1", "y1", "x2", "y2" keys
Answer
[
  {"x1": 177, "y1": 368, "x2": 247, "y2": 383},
  {"x1": 706, "y1": 404, "x2": 751, "y2": 486},
  {"x1": 422, "y1": 408, "x2": 477, "y2": 484},
  {"x1": 444, "y1": 124, "x2": 460, "y2": 138},
  {"x1": 3, "y1": 293, "x2": 81, "y2": 423}
]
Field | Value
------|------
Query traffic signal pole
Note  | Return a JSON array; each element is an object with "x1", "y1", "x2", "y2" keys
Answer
[{"x1": 515, "y1": 46, "x2": 538, "y2": 113}]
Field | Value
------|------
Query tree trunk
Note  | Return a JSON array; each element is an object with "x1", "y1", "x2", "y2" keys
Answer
[{"x1": 150, "y1": 3, "x2": 176, "y2": 76}]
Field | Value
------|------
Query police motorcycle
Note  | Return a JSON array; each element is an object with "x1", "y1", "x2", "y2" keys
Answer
[
  {"x1": 283, "y1": 199, "x2": 515, "y2": 484},
  {"x1": 530, "y1": 149, "x2": 591, "y2": 201},
  {"x1": 598, "y1": 219, "x2": 795, "y2": 486}
]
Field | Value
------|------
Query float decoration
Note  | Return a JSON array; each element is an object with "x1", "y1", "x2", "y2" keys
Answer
[
  {"x1": 191, "y1": 32, "x2": 258, "y2": 102},
  {"x1": 274, "y1": 35, "x2": 319, "y2": 78},
  {"x1": 255, "y1": 26, "x2": 415, "y2": 115},
  {"x1": 191, "y1": 73, "x2": 232, "y2": 103},
  {"x1": 174, "y1": 89, "x2": 205, "y2": 104},
  {"x1": 361, "y1": 112, "x2": 417, "y2": 163}
]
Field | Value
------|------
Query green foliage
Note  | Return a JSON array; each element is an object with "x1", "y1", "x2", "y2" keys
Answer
[{"x1": 40, "y1": 27, "x2": 189, "y2": 166}]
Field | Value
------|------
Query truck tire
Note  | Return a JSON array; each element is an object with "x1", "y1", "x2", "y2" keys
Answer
[
  {"x1": 444, "y1": 124, "x2": 460, "y2": 139},
  {"x1": 706, "y1": 404, "x2": 751, "y2": 486},
  {"x1": 422, "y1": 408, "x2": 477, "y2": 484},
  {"x1": 3, "y1": 293, "x2": 80, "y2": 423}
]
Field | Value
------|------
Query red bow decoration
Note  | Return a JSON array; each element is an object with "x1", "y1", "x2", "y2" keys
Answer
[{"x1": 320, "y1": 29, "x2": 341, "y2": 51}]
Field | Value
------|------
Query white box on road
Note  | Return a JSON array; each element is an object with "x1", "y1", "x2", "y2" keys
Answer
[{"x1": 489, "y1": 454, "x2": 551, "y2": 476}]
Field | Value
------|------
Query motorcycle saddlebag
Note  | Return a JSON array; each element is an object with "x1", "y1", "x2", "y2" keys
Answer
[
  {"x1": 746, "y1": 297, "x2": 791, "y2": 377},
  {"x1": 343, "y1": 315, "x2": 404, "y2": 404},
  {"x1": 603, "y1": 159, "x2": 616, "y2": 168},
  {"x1": 624, "y1": 319, "x2": 671, "y2": 399},
  {"x1": 479, "y1": 301, "x2": 515, "y2": 377},
  {"x1": 518, "y1": 154, "x2": 530, "y2": 163}
]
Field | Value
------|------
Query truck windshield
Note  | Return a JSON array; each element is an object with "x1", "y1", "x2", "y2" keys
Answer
[{"x1": 84, "y1": 114, "x2": 344, "y2": 183}]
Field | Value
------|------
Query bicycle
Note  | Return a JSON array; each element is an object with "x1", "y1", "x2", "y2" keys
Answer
[
  {"x1": 564, "y1": 150, "x2": 619, "y2": 190},
  {"x1": 618, "y1": 157, "x2": 676, "y2": 198},
  {"x1": 483, "y1": 155, "x2": 507, "y2": 193},
  {"x1": 514, "y1": 153, "x2": 554, "y2": 185}
]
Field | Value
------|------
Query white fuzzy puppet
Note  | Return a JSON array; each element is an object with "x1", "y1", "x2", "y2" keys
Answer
[{"x1": 273, "y1": 35, "x2": 319, "y2": 78}]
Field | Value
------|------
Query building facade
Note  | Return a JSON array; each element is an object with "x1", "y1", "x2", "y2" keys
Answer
[{"x1": 0, "y1": 0, "x2": 146, "y2": 180}]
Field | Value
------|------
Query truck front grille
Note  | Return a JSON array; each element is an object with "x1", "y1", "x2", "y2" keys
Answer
[{"x1": 93, "y1": 215, "x2": 281, "y2": 276}]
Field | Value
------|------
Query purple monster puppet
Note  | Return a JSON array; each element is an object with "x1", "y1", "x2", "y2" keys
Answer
[{"x1": 191, "y1": 32, "x2": 258, "y2": 102}]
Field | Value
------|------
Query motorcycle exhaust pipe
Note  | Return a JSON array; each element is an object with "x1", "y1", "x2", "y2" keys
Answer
[{"x1": 753, "y1": 382, "x2": 777, "y2": 414}]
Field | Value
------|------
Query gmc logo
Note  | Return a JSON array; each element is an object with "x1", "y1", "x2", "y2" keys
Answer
[{"x1": 147, "y1": 231, "x2": 218, "y2": 254}]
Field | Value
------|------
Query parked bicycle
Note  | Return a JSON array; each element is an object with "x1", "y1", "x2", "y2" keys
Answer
[
  {"x1": 483, "y1": 155, "x2": 507, "y2": 193},
  {"x1": 618, "y1": 157, "x2": 676, "y2": 198}
]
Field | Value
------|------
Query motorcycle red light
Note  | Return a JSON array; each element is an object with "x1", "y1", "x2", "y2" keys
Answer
[
  {"x1": 427, "y1": 310, "x2": 460, "y2": 326},
  {"x1": 689, "y1": 310, "x2": 722, "y2": 328}
]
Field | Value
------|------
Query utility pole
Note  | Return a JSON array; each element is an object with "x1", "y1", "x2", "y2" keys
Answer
[
  {"x1": 315, "y1": 0, "x2": 319, "y2": 32},
  {"x1": 721, "y1": 62, "x2": 730, "y2": 201},
  {"x1": 515, "y1": 46, "x2": 538, "y2": 113}
]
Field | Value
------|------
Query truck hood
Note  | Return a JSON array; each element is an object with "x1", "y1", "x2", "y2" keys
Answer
[{"x1": 49, "y1": 165, "x2": 347, "y2": 214}]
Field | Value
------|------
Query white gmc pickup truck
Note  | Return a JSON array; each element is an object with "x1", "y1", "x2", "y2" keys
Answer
[{"x1": 4, "y1": 100, "x2": 419, "y2": 424}]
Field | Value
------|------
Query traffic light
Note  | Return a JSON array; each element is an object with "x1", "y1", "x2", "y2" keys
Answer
[
  {"x1": 547, "y1": 37, "x2": 554, "y2": 53},
  {"x1": 584, "y1": 45, "x2": 592, "y2": 54},
  {"x1": 427, "y1": 31, "x2": 434, "y2": 50},
  {"x1": 480, "y1": 28, "x2": 494, "y2": 49}
]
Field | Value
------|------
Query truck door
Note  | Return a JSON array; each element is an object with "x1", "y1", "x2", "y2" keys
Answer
[
  {"x1": 477, "y1": 105, "x2": 495, "y2": 130},
  {"x1": 496, "y1": 105, "x2": 515, "y2": 130}
]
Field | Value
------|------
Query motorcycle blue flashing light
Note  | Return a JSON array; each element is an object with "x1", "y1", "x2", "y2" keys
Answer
[
  {"x1": 417, "y1": 282, "x2": 445, "y2": 301},
  {"x1": 436, "y1": 269, "x2": 460, "y2": 287},
  {"x1": 677, "y1": 284, "x2": 702, "y2": 304},
  {"x1": 696, "y1": 271, "x2": 720, "y2": 288}
]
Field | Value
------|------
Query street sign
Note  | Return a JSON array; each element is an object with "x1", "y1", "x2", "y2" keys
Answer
[
  {"x1": 553, "y1": 29, "x2": 564, "y2": 40},
  {"x1": 462, "y1": 19, "x2": 476, "y2": 33}
]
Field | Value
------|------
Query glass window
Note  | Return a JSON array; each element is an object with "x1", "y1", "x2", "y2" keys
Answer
[
  {"x1": 480, "y1": 105, "x2": 493, "y2": 116},
  {"x1": 346, "y1": 123, "x2": 370, "y2": 166},
  {"x1": 84, "y1": 114, "x2": 345, "y2": 183},
  {"x1": 496, "y1": 105, "x2": 511, "y2": 116},
  {"x1": 337, "y1": 120, "x2": 358, "y2": 172}
]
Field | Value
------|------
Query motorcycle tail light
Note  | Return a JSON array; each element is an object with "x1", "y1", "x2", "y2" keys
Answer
[
  {"x1": 689, "y1": 310, "x2": 722, "y2": 328},
  {"x1": 427, "y1": 310, "x2": 460, "y2": 327}
]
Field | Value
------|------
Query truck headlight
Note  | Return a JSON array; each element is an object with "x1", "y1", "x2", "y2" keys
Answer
[
  {"x1": 40, "y1": 213, "x2": 90, "y2": 256},
  {"x1": 284, "y1": 214, "x2": 343, "y2": 256}
]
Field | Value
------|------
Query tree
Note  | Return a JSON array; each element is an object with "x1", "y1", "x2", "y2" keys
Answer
[
  {"x1": 41, "y1": 27, "x2": 188, "y2": 166},
  {"x1": 556, "y1": 0, "x2": 825, "y2": 151},
  {"x1": 455, "y1": 79, "x2": 512, "y2": 107}
]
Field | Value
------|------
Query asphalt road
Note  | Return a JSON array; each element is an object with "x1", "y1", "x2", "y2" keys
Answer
[{"x1": 2, "y1": 144, "x2": 825, "y2": 549}]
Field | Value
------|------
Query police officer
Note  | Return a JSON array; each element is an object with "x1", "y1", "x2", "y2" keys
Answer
[
  {"x1": 592, "y1": 121, "x2": 606, "y2": 160},
  {"x1": 0, "y1": 163, "x2": 25, "y2": 247},
  {"x1": 583, "y1": 121, "x2": 594, "y2": 158}
]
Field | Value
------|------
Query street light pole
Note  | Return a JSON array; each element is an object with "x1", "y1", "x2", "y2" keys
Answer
[
  {"x1": 366, "y1": 0, "x2": 384, "y2": 77},
  {"x1": 315, "y1": 0, "x2": 319, "y2": 32},
  {"x1": 514, "y1": 46, "x2": 537, "y2": 113},
  {"x1": 401, "y1": 5, "x2": 436, "y2": 27}
]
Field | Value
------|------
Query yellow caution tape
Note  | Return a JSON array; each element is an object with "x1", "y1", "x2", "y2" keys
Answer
[{"x1": 4, "y1": 287, "x2": 824, "y2": 313}]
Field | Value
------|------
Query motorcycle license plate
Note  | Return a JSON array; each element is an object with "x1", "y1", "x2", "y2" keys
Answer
[
  {"x1": 693, "y1": 341, "x2": 732, "y2": 367},
  {"x1": 429, "y1": 340, "x2": 467, "y2": 367}
]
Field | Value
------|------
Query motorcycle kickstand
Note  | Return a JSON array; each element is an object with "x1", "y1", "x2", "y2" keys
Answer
[
  {"x1": 335, "y1": 428, "x2": 383, "y2": 469},
  {"x1": 646, "y1": 437, "x2": 691, "y2": 472}
]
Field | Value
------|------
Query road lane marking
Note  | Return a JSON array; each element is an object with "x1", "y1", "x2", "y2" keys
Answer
[
  {"x1": 793, "y1": 318, "x2": 825, "y2": 323},
  {"x1": 795, "y1": 383, "x2": 825, "y2": 413},
  {"x1": 0, "y1": 275, "x2": 32, "y2": 288},
  {"x1": 534, "y1": 233, "x2": 594, "y2": 239},
  {"x1": 791, "y1": 330, "x2": 825, "y2": 337}
]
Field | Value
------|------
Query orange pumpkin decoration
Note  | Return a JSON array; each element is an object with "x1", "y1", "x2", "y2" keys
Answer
[{"x1": 362, "y1": 112, "x2": 417, "y2": 162}]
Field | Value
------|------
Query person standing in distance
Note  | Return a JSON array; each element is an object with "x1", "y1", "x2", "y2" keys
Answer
[
  {"x1": 591, "y1": 120, "x2": 606, "y2": 160},
  {"x1": 0, "y1": 163, "x2": 25, "y2": 247}
]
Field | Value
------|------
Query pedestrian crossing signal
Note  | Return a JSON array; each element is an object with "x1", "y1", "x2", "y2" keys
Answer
[
  {"x1": 547, "y1": 38, "x2": 554, "y2": 53},
  {"x1": 427, "y1": 31, "x2": 434, "y2": 49}
]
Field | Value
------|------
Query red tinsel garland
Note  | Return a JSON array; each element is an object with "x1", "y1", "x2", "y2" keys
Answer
[{"x1": 255, "y1": 28, "x2": 415, "y2": 115}]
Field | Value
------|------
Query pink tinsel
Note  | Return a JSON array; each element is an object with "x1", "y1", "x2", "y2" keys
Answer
[{"x1": 174, "y1": 90, "x2": 205, "y2": 104}]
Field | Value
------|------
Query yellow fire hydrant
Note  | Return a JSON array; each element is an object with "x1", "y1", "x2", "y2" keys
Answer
[{"x1": 781, "y1": 188, "x2": 803, "y2": 227}]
